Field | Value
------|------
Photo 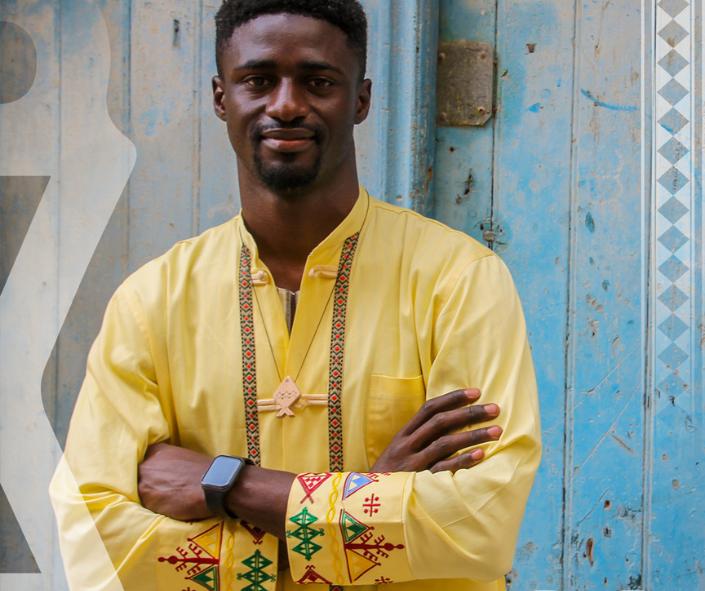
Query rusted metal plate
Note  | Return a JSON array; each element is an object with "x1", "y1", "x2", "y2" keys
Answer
[{"x1": 436, "y1": 40, "x2": 493, "y2": 127}]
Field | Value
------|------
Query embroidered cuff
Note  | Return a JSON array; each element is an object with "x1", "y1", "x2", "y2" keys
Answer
[
  {"x1": 157, "y1": 519, "x2": 279, "y2": 591},
  {"x1": 285, "y1": 472, "x2": 414, "y2": 585}
]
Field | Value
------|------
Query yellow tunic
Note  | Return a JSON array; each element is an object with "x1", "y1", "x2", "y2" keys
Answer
[{"x1": 50, "y1": 187, "x2": 541, "y2": 591}]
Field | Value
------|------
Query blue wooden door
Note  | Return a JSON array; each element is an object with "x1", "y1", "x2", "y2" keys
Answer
[
  {"x1": 432, "y1": 1, "x2": 704, "y2": 590},
  {"x1": 1, "y1": 1, "x2": 703, "y2": 589}
]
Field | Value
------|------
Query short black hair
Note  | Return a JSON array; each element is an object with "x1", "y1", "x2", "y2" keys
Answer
[{"x1": 215, "y1": 0, "x2": 368, "y2": 81}]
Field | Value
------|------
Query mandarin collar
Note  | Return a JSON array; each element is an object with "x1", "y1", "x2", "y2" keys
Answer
[{"x1": 235, "y1": 186, "x2": 370, "y2": 273}]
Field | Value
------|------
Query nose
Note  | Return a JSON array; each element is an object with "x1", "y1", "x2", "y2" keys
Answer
[{"x1": 265, "y1": 78, "x2": 308, "y2": 122}]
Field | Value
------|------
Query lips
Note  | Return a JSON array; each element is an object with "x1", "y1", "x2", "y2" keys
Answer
[
  {"x1": 260, "y1": 128, "x2": 317, "y2": 153},
  {"x1": 261, "y1": 128, "x2": 315, "y2": 140}
]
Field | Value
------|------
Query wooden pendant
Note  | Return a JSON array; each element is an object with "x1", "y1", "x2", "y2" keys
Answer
[{"x1": 272, "y1": 376, "x2": 301, "y2": 417}]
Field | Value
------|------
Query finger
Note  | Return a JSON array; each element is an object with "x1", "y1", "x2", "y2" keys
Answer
[
  {"x1": 409, "y1": 402, "x2": 500, "y2": 450},
  {"x1": 429, "y1": 448, "x2": 485, "y2": 474},
  {"x1": 401, "y1": 388, "x2": 481, "y2": 436},
  {"x1": 419, "y1": 425, "x2": 503, "y2": 467}
]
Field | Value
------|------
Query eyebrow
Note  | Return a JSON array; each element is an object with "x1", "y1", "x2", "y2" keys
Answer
[{"x1": 234, "y1": 59, "x2": 345, "y2": 76}]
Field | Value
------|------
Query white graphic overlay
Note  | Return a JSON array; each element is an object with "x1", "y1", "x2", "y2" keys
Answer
[{"x1": 0, "y1": 1, "x2": 134, "y2": 589}]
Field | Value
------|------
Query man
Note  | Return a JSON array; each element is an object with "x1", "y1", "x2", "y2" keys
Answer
[{"x1": 51, "y1": 1, "x2": 541, "y2": 590}]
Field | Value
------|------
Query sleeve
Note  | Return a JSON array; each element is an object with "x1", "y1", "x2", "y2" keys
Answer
[
  {"x1": 283, "y1": 253, "x2": 541, "y2": 585},
  {"x1": 49, "y1": 285, "x2": 279, "y2": 591}
]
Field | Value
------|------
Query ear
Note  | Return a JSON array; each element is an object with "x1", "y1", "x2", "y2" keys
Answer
[
  {"x1": 212, "y1": 75, "x2": 227, "y2": 121},
  {"x1": 354, "y1": 78, "x2": 372, "y2": 125}
]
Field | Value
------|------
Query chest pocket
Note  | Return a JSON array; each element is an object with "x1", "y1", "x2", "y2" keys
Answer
[{"x1": 365, "y1": 374, "x2": 426, "y2": 467}]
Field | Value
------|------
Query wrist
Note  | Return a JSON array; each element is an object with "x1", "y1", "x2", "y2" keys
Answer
[
  {"x1": 224, "y1": 462, "x2": 254, "y2": 517},
  {"x1": 225, "y1": 466, "x2": 296, "y2": 540}
]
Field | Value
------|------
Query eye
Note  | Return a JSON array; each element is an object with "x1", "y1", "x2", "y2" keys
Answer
[
  {"x1": 243, "y1": 76, "x2": 272, "y2": 89},
  {"x1": 308, "y1": 77, "x2": 334, "y2": 90}
]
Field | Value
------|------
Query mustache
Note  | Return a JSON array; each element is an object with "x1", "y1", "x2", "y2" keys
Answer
[{"x1": 251, "y1": 120, "x2": 323, "y2": 142}]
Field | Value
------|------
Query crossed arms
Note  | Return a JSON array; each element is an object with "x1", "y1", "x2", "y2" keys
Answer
[{"x1": 138, "y1": 388, "x2": 502, "y2": 539}]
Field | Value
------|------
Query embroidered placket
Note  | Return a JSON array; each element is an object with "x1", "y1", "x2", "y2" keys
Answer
[
  {"x1": 239, "y1": 234, "x2": 359, "y2": 466},
  {"x1": 239, "y1": 245, "x2": 261, "y2": 465},
  {"x1": 238, "y1": 234, "x2": 359, "y2": 590}
]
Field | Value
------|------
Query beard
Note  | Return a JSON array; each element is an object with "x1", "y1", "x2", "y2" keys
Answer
[
  {"x1": 250, "y1": 119, "x2": 324, "y2": 192},
  {"x1": 253, "y1": 149, "x2": 322, "y2": 192}
]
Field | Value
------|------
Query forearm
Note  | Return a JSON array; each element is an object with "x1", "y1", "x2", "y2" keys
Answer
[{"x1": 225, "y1": 465, "x2": 295, "y2": 540}]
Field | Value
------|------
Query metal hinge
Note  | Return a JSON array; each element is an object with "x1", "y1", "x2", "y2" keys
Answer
[{"x1": 437, "y1": 41, "x2": 495, "y2": 127}]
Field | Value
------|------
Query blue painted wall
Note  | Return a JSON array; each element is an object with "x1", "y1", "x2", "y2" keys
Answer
[{"x1": 434, "y1": 1, "x2": 704, "y2": 590}]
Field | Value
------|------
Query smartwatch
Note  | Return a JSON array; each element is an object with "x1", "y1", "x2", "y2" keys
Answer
[{"x1": 201, "y1": 455, "x2": 253, "y2": 518}]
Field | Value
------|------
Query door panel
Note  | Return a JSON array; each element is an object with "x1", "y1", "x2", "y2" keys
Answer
[
  {"x1": 437, "y1": 1, "x2": 704, "y2": 590},
  {"x1": 488, "y1": 1, "x2": 576, "y2": 588}
]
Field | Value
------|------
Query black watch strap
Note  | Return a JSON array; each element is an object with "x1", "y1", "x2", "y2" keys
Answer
[
  {"x1": 204, "y1": 484, "x2": 239, "y2": 519},
  {"x1": 201, "y1": 455, "x2": 253, "y2": 519}
]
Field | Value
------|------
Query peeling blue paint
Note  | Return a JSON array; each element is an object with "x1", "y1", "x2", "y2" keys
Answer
[{"x1": 580, "y1": 88, "x2": 638, "y2": 112}]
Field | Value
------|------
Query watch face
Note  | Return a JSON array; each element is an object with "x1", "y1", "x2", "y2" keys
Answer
[{"x1": 202, "y1": 456, "x2": 241, "y2": 488}]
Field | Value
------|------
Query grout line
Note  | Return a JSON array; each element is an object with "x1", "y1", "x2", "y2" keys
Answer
[
  {"x1": 639, "y1": 0, "x2": 656, "y2": 588},
  {"x1": 126, "y1": 0, "x2": 133, "y2": 272},
  {"x1": 54, "y1": 0, "x2": 63, "y2": 436},
  {"x1": 560, "y1": 0, "x2": 582, "y2": 587},
  {"x1": 488, "y1": 0, "x2": 500, "y2": 251},
  {"x1": 193, "y1": 2, "x2": 203, "y2": 235}
]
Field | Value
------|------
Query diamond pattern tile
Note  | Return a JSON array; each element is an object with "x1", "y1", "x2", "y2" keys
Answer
[
  {"x1": 658, "y1": 137, "x2": 689, "y2": 164},
  {"x1": 658, "y1": 167, "x2": 689, "y2": 194},
  {"x1": 658, "y1": 108, "x2": 688, "y2": 134},
  {"x1": 658, "y1": 372, "x2": 687, "y2": 395},
  {"x1": 653, "y1": 1, "x2": 693, "y2": 419},
  {"x1": 658, "y1": 20, "x2": 688, "y2": 47},
  {"x1": 659, "y1": 255, "x2": 688, "y2": 281},
  {"x1": 658, "y1": 196, "x2": 689, "y2": 223},
  {"x1": 658, "y1": 314, "x2": 688, "y2": 340},
  {"x1": 658, "y1": 226, "x2": 688, "y2": 252},
  {"x1": 658, "y1": 0, "x2": 688, "y2": 18},
  {"x1": 658, "y1": 284, "x2": 688, "y2": 310},
  {"x1": 658, "y1": 78, "x2": 688, "y2": 104},
  {"x1": 658, "y1": 50, "x2": 688, "y2": 76},
  {"x1": 658, "y1": 343, "x2": 689, "y2": 368}
]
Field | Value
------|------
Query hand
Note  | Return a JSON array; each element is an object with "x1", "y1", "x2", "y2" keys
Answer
[
  {"x1": 371, "y1": 388, "x2": 501, "y2": 474},
  {"x1": 138, "y1": 442, "x2": 212, "y2": 521}
]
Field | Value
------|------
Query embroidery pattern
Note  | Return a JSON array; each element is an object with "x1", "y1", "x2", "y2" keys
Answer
[
  {"x1": 296, "y1": 564, "x2": 333, "y2": 585},
  {"x1": 158, "y1": 522, "x2": 223, "y2": 591},
  {"x1": 342, "y1": 472, "x2": 376, "y2": 499},
  {"x1": 339, "y1": 509, "x2": 404, "y2": 583},
  {"x1": 241, "y1": 520, "x2": 267, "y2": 546},
  {"x1": 236, "y1": 550, "x2": 276, "y2": 591},
  {"x1": 362, "y1": 493, "x2": 381, "y2": 516},
  {"x1": 328, "y1": 233, "x2": 360, "y2": 471},
  {"x1": 239, "y1": 245, "x2": 261, "y2": 464},
  {"x1": 189, "y1": 566, "x2": 219, "y2": 591},
  {"x1": 287, "y1": 507, "x2": 325, "y2": 560},
  {"x1": 326, "y1": 472, "x2": 346, "y2": 583},
  {"x1": 297, "y1": 472, "x2": 333, "y2": 504}
]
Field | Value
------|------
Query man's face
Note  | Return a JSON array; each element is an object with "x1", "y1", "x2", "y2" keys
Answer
[{"x1": 213, "y1": 14, "x2": 371, "y2": 192}]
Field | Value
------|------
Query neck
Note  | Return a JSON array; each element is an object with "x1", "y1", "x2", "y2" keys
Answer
[{"x1": 239, "y1": 159, "x2": 359, "y2": 291}]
